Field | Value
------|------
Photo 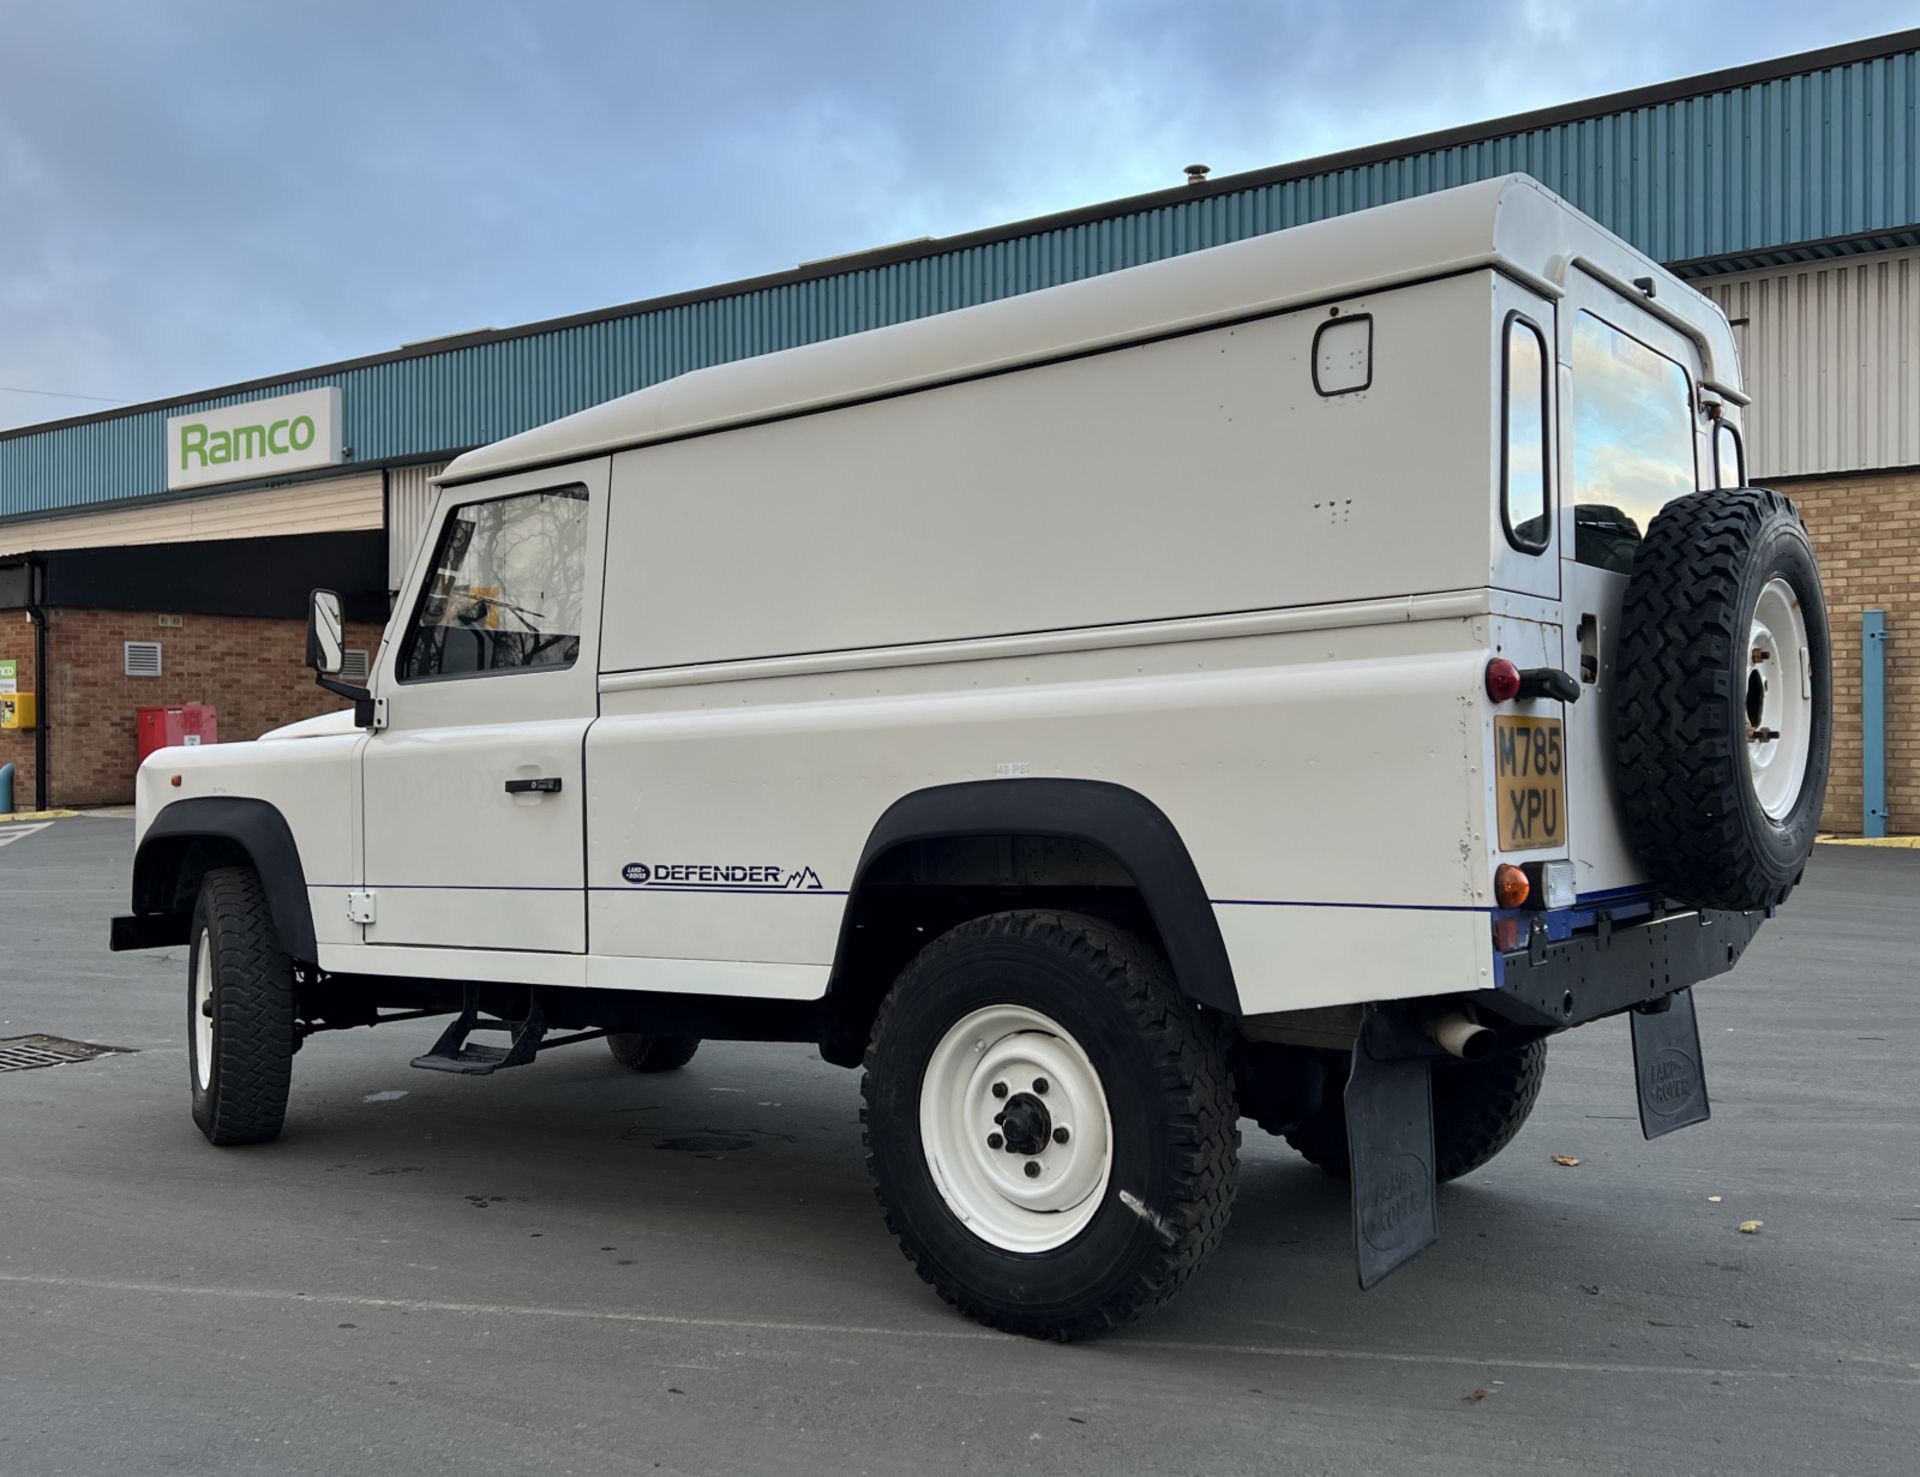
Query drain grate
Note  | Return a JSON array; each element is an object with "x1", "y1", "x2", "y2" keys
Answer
[{"x1": 0, "y1": 1035, "x2": 127, "y2": 1072}]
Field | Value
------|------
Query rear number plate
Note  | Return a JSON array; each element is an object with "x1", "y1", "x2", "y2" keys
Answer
[{"x1": 1494, "y1": 715, "x2": 1564, "y2": 852}]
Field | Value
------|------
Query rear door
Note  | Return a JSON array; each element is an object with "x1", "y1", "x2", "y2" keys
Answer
[
  {"x1": 359, "y1": 459, "x2": 608, "y2": 953},
  {"x1": 1555, "y1": 270, "x2": 1710, "y2": 895}
]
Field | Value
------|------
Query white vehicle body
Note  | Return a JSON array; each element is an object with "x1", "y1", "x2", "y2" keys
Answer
[
  {"x1": 136, "y1": 175, "x2": 1745, "y2": 1011},
  {"x1": 119, "y1": 175, "x2": 1825, "y2": 1331}
]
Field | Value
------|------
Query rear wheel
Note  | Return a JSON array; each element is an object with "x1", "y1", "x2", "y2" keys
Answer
[
  {"x1": 187, "y1": 866, "x2": 295, "y2": 1146},
  {"x1": 1284, "y1": 1041, "x2": 1548, "y2": 1184},
  {"x1": 606, "y1": 1033, "x2": 701, "y2": 1072},
  {"x1": 861, "y1": 910, "x2": 1238, "y2": 1341}
]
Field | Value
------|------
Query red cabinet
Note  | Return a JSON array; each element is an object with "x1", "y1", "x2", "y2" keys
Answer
[{"x1": 136, "y1": 705, "x2": 218, "y2": 763}]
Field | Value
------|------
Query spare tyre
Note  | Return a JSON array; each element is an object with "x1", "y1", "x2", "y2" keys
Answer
[{"x1": 1614, "y1": 487, "x2": 1831, "y2": 909}]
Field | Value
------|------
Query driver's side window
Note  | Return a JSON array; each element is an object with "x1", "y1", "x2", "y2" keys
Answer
[{"x1": 399, "y1": 485, "x2": 589, "y2": 681}]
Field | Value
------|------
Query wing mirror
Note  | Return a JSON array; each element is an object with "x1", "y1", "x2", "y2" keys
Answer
[
  {"x1": 306, "y1": 588, "x2": 346, "y2": 675},
  {"x1": 306, "y1": 587, "x2": 380, "y2": 728}
]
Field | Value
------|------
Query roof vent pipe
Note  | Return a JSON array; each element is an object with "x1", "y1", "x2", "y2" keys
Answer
[{"x1": 1184, "y1": 163, "x2": 1210, "y2": 186}]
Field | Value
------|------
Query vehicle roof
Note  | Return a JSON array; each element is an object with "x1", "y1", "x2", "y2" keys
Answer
[{"x1": 441, "y1": 174, "x2": 1742, "y2": 486}]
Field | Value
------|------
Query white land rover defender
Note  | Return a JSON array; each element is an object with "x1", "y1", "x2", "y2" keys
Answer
[{"x1": 113, "y1": 175, "x2": 1830, "y2": 1339}]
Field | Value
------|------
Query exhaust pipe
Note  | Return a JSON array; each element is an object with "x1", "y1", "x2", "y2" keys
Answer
[{"x1": 1427, "y1": 1010, "x2": 1495, "y2": 1062}]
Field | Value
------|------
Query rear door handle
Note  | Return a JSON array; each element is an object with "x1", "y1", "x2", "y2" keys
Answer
[
  {"x1": 504, "y1": 777, "x2": 563, "y2": 794},
  {"x1": 1516, "y1": 667, "x2": 1581, "y2": 703}
]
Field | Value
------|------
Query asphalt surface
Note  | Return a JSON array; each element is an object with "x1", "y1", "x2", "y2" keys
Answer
[{"x1": 1, "y1": 816, "x2": 1915, "y2": 1476}]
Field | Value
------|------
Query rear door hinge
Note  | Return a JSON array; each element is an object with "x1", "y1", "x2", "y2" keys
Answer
[{"x1": 346, "y1": 890, "x2": 377, "y2": 925}]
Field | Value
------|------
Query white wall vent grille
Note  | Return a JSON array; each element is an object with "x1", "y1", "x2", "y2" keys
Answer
[{"x1": 124, "y1": 641, "x2": 163, "y2": 677}]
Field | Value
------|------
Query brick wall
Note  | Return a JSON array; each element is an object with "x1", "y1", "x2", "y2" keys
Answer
[
  {"x1": 1778, "y1": 468, "x2": 1920, "y2": 834},
  {"x1": 30, "y1": 609, "x2": 384, "y2": 808},
  {"x1": 0, "y1": 610, "x2": 40, "y2": 811},
  {"x1": 10, "y1": 479, "x2": 1910, "y2": 824}
]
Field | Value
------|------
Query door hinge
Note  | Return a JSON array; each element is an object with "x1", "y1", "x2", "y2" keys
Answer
[{"x1": 347, "y1": 890, "x2": 377, "y2": 925}]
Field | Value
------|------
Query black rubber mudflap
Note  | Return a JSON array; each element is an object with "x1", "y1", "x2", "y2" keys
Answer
[
  {"x1": 1630, "y1": 988, "x2": 1711, "y2": 1139},
  {"x1": 1345, "y1": 1017, "x2": 1439, "y2": 1290}
]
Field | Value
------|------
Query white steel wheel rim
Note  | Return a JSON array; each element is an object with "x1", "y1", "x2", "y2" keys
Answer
[
  {"x1": 1745, "y1": 576, "x2": 1814, "y2": 821},
  {"x1": 192, "y1": 930, "x2": 214, "y2": 1091},
  {"x1": 918, "y1": 1004, "x2": 1114, "y2": 1253}
]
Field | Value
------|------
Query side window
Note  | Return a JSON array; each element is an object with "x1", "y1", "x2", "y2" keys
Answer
[
  {"x1": 399, "y1": 486, "x2": 589, "y2": 681},
  {"x1": 1570, "y1": 311, "x2": 1697, "y2": 574},
  {"x1": 1714, "y1": 421, "x2": 1745, "y2": 489},
  {"x1": 1502, "y1": 313, "x2": 1550, "y2": 552}
]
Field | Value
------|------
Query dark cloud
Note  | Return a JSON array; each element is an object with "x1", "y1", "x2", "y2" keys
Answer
[{"x1": 0, "y1": 0, "x2": 1909, "y2": 428}]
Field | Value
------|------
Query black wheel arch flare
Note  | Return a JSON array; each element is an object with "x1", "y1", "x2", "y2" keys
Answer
[
  {"x1": 829, "y1": 779, "x2": 1241, "y2": 1016},
  {"x1": 130, "y1": 796, "x2": 319, "y2": 965}
]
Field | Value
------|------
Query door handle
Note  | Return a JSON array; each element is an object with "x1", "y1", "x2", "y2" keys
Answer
[
  {"x1": 504, "y1": 777, "x2": 563, "y2": 794},
  {"x1": 1515, "y1": 666, "x2": 1581, "y2": 703}
]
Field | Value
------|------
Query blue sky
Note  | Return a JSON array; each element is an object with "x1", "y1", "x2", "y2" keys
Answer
[{"x1": 0, "y1": 0, "x2": 1912, "y2": 430}]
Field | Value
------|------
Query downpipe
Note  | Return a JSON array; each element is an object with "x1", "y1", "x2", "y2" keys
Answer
[{"x1": 28, "y1": 559, "x2": 48, "y2": 813}]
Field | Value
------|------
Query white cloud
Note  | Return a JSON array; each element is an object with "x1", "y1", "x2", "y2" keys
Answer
[{"x1": 0, "y1": 0, "x2": 1911, "y2": 429}]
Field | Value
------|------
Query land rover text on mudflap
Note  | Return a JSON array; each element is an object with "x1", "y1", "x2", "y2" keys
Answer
[{"x1": 112, "y1": 175, "x2": 1830, "y2": 1339}]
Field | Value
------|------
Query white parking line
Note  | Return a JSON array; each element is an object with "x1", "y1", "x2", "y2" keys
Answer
[
  {"x1": 0, "y1": 822, "x2": 52, "y2": 850},
  {"x1": 1, "y1": 1272, "x2": 1915, "y2": 1384}
]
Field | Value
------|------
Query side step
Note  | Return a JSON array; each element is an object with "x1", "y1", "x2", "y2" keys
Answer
[{"x1": 411, "y1": 991, "x2": 548, "y2": 1075}]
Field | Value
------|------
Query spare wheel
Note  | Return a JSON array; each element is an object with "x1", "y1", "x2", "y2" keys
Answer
[{"x1": 1614, "y1": 487, "x2": 1831, "y2": 910}]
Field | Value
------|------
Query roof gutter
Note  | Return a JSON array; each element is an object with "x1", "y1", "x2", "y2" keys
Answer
[{"x1": 1556, "y1": 254, "x2": 1751, "y2": 405}]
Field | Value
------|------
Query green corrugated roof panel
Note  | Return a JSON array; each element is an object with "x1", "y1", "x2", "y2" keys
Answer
[{"x1": 4, "y1": 33, "x2": 1916, "y2": 520}]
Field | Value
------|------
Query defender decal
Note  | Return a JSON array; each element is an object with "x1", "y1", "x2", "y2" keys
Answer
[{"x1": 621, "y1": 861, "x2": 825, "y2": 891}]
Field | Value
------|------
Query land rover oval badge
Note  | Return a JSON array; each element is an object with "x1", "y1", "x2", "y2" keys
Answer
[{"x1": 622, "y1": 863, "x2": 651, "y2": 885}]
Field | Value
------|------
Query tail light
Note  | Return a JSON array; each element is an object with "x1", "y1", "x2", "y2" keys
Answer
[
  {"x1": 1485, "y1": 658, "x2": 1522, "y2": 703},
  {"x1": 1494, "y1": 863, "x2": 1530, "y2": 908}
]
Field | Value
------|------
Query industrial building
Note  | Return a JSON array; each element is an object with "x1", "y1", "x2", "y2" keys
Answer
[{"x1": 3, "y1": 28, "x2": 1916, "y2": 825}]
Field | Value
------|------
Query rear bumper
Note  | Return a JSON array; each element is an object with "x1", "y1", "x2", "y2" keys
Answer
[
  {"x1": 1481, "y1": 907, "x2": 1766, "y2": 1030},
  {"x1": 109, "y1": 913, "x2": 189, "y2": 952}
]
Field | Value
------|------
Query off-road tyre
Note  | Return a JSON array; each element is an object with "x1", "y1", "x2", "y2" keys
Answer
[
  {"x1": 606, "y1": 1033, "x2": 701, "y2": 1072},
  {"x1": 861, "y1": 910, "x2": 1238, "y2": 1341},
  {"x1": 1614, "y1": 487, "x2": 1831, "y2": 909},
  {"x1": 188, "y1": 866, "x2": 295, "y2": 1146},
  {"x1": 1284, "y1": 1040, "x2": 1548, "y2": 1184}
]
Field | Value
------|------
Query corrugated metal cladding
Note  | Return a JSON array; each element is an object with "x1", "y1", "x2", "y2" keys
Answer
[
  {"x1": 1703, "y1": 247, "x2": 1920, "y2": 478},
  {"x1": 2, "y1": 39, "x2": 1915, "y2": 520},
  {"x1": 384, "y1": 461, "x2": 447, "y2": 590}
]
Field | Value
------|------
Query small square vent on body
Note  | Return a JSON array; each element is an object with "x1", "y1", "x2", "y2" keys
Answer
[
  {"x1": 124, "y1": 641, "x2": 163, "y2": 677},
  {"x1": 341, "y1": 649, "x2": 371, "y2": 683}
]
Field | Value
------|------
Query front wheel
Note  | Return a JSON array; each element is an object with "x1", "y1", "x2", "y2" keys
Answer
[
  {"x1": 861, "y1": 910, "x2": 1238, "y2": 1341},
  {"x1": 187, "y1": 866, "x2": 295, "y2": 1146}
]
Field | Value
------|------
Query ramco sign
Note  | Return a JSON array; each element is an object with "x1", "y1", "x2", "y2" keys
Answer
[{"x1": 165, "y1": 387, "x2": 344, "y2": 492}]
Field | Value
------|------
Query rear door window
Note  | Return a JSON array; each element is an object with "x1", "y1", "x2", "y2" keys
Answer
[
  {"x1": 1714, "y1": 421, "x2": 1746, "y2": 489},
  {"x1": 1570, "y1": 311, "x2": 1697, "y2": 573}
]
